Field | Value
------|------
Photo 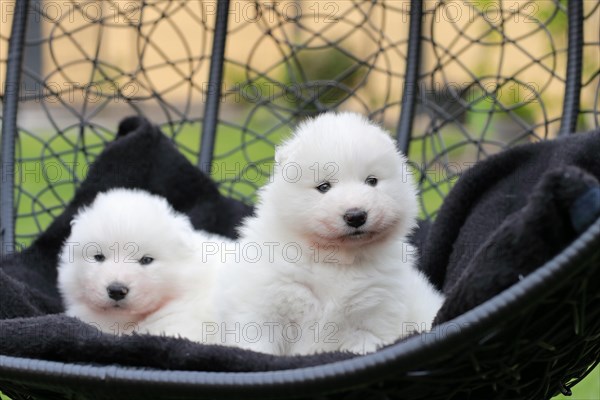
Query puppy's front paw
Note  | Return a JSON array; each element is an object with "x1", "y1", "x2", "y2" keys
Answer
[
  {"x1": 339, "y1": 331, "x2": 383, "y2": 354},
  {"x1": 240, "y1": 339, "x2": 284, "y2": 356}
]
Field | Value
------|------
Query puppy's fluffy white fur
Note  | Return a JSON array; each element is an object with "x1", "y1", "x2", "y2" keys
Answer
[
  {"x1": 58, "y1": 188, "x2": 221, "y2": 342},
  {"x1": 217, "y1": 112, "x2": 444, "y2": 355}
]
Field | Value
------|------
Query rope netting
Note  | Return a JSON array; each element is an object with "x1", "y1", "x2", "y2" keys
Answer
[{"x1": 0, "y1": 0, "x2": 598, "y2": 244}]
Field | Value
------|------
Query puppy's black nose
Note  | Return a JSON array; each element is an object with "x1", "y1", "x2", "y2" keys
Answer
[
  {"x1": 107, "y1": 283, "x2": 129, "y2": 301},
  {"x1": 343, "y1": 208, "x2": 367, "y2": 228}
]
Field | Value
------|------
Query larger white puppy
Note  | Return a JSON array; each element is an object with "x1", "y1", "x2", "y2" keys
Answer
[
  {"x1": 217, "y1": 112, "x2": 444, "y2": 355},
  {"x1": 58, "y1": 188, "x2": 221, "y2": 342}
]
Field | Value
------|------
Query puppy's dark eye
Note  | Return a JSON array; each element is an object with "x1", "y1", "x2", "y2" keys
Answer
[
  {"x1": 316, "y1": 182, "x2": 332, "y2": 193},
  {"x1": 365, "y1": 176, "x2": 378, "y2": 187},
  {"x1": 94, "y1": 254, "x2": 105, "y2": 262},
  {"x1": 139, "y1": 256, "x2": 154, "y2": 266}
]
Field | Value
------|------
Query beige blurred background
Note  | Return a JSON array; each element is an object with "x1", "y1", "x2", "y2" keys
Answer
[{"x1": 1, "y1": 1, "x2": 598, "y2": 135}]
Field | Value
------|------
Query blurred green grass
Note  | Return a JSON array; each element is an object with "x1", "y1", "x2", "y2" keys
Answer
[
  {"x1": 13, "y1": 121, "x2": 465, "y2": 245},
  {"x1": 13, "y1": 121, "x2": 282, "y2": 245},
  {"x1": 557, "y1": 367, "x2": 600, "y2": 399}
]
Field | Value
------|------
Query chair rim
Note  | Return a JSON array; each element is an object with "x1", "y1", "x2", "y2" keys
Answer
[{"x1": 2, "y1": 216, "x2": 598, "y2": 398}]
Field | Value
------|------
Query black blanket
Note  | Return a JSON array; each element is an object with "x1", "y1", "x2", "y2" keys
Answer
[{"x1": 1, "y1": 118, "x2": 599, "y2": 372}]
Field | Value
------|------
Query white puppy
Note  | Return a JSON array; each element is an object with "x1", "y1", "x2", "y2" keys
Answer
[
  {"x1": 216, "y1": 112, "x2": 444, "y2": 355},
  {"x1": 57, "y1": 188, "x2": 221, "y2": 342}
]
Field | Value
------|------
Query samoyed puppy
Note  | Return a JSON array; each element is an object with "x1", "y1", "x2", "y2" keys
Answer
[
  {"x1": 57, "y1": 188, "x2": 224, "y2": 342},
  {"x1": 216, "y1": 112, "x2": 444, "y2": 355}
]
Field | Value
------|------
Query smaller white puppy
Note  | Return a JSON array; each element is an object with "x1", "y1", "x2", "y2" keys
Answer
[
  {"x1": 217, "y1": 112, "x2": 444, "y2": 355},
  {"x1": 58, "y1": 188, "x2": 220, "y2": 342}
]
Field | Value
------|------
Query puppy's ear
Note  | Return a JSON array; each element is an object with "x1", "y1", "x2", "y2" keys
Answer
[
  {"x1": 274, "y1": 144, "x2": 289, "y2": 165},
  {"x1": 274, "y1": 139, "x2": 297, "y2": 166},
  {"x1": 389, "y1": 136, "x2": 406, "y2": 157},
  {"x1": 70, "y1": 209, "x2": 84, "y2": 226}
]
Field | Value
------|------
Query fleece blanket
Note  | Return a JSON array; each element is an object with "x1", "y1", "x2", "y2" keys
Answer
[{"x1": 0, "y1": 118, "x2": 599, "y2": 372}]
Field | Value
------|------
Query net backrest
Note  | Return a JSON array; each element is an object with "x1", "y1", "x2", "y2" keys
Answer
[{"x1": 0, "y1": 0, "x2": 598, "y2": 245}]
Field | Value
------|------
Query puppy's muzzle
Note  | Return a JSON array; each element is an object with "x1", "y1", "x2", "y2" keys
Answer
[
  {"x1": 107, "y1": 282, "x2": 129, "y2": 301},
  {"x1": 343, "y1": 208, "x2": 368, "y2": 228}
]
